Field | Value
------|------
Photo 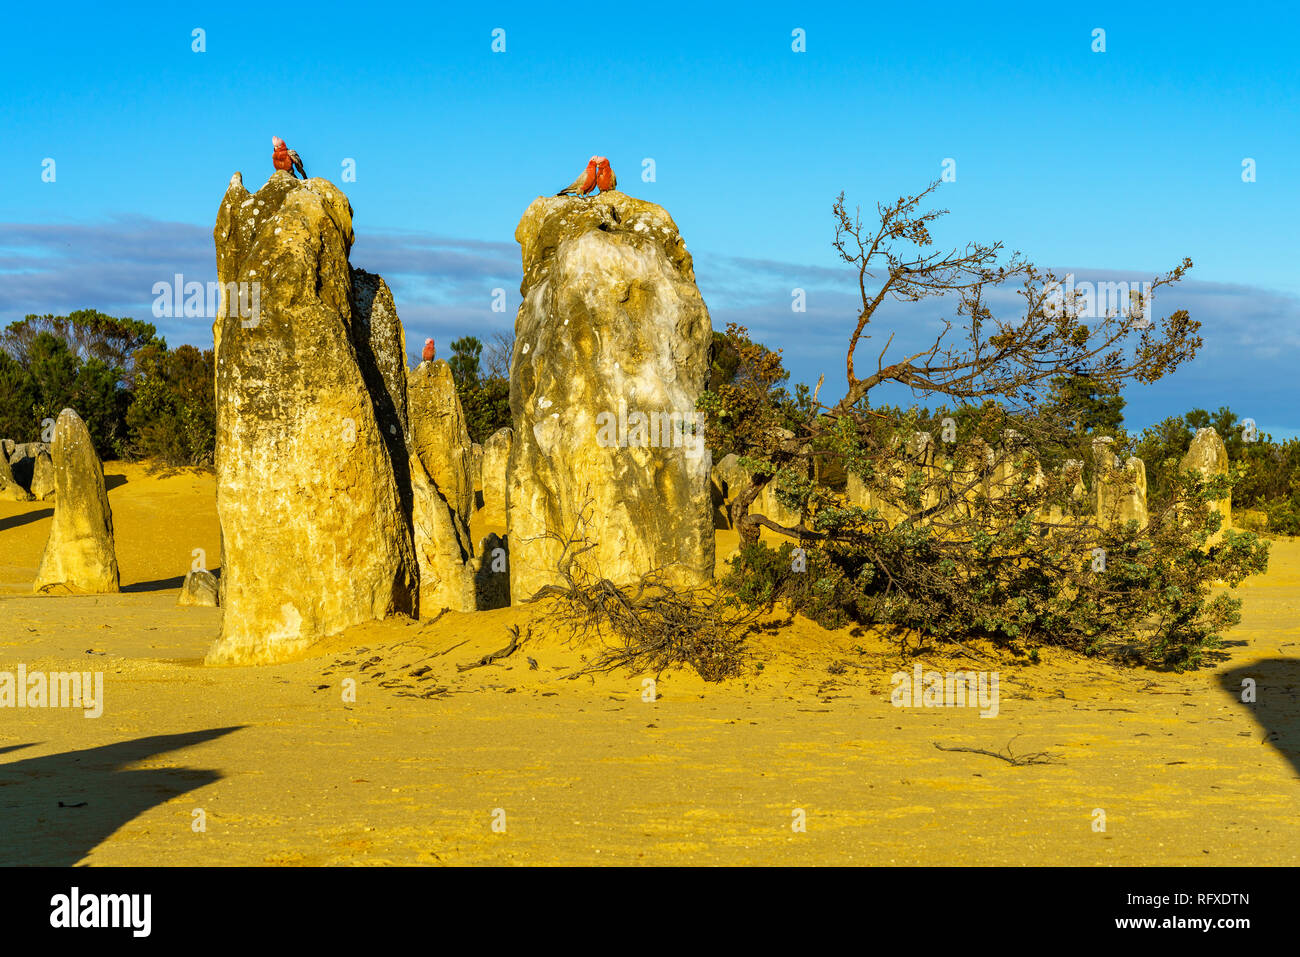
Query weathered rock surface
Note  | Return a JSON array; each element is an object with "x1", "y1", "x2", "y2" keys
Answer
[
  {"x1": 178, "y1": 569, "x2": 220, "y2": 607},
  {"x1": 7, "y1": 441, "x2": 49, "y2": 491},
  {"x1": 480, "y1": 427, "x2": 513, "y2": 528},
  {"x1": 1043, "y1": 458, "x2": 1088, "y2": 525},
  {"x1": 351, "y1": 267, "x2": 413, "y2": 512},
  {"x1": 508, "y1": 191, "x2": 714, "y2": 600},
  {"x1": 206, "y1": 170, "x2": 417, "y2": 665},
  {"x1": 8, "y1": 440, "x2": 47, "y2": 462},
  {"x1": 409, "y1": 361, "x2": 474, "y2": 519},
  {"x1": 846, "y1": 470, "x2": 907, "y2": 526},
  {"x1": 33, "y1": 409, "x2": 120, "y2": 594},
  {"x1": 709, "y1": 453, "x2": 742, "y2": 528},
  {"x1": 469, "y1": 443, "x2": 483, "y2": 497},
  {"x1": 844, "y1": 433, "x2": 939, "y2": 527},
  {"x1": 1119, "y1": 457, "x2": 1149, "y2": 526},
  {"x1": 1093, "y1": 437, "x2": 1148, "y2": 527},
  {"x1": 0, "y1": 443, "x2": 33, "y2": 501},
  {"x1": 1066, "y1": 459, "x2": 1086, "y2": 503},
  {"x1": 408, "y1": 360, "x2": 477, "y2": 614},
  {"x1": 711, "y1": 451, "x2": 805, "y2": 530},
  {"x1": 29, "y1": 450, "x2": 55, "y2": 499},
  {"x1": 985, "y1": 431, "x2": 1034, "y2": 500},
  {"x1": 1181, "y1": 426, "x2": 1231, "y2": 543}
]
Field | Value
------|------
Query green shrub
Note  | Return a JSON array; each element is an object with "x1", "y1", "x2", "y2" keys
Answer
[{"x1": 124, "y1": 343, "x2": 215, "y2": 466}]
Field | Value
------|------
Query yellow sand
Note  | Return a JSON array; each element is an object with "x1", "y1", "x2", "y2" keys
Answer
[{"x1": 1, "y1": 462, "x2": 1297, "y2": 865}]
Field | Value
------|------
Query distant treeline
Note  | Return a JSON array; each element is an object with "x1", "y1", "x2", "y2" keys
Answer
[
  {"x1": 0, "y1": 314, "x2": 513, "y2": 466},
  {"x1": 0, "y1": 310, "x2": 215, "y2": 466},
  {"x1": 1136, "y1": 407, "x2": 1300, "y2": 534}
]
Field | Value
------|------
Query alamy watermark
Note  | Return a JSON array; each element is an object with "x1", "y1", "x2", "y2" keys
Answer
[
  {"x1": 594, "y1": 399, "x2": 706, "y2": 460},
  {"x1": 0, "y1": 665, "x2": 103, "y2": 718},
  {"x1": 152, "y1": 273, "x2": 261, "y2": 327},
  {"x1": 1044, "y1": 273, "x2": 1153, "y2": 328},
  {"x1": 50, "y1": 887, "x2": 150, "y2": 936},
  {"x1": 890, "y1": 663, "x2": 999, "y2": 717}
]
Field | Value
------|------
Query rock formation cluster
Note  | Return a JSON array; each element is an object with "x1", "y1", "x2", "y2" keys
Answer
[{"x1": 3, "y1": 172, "x2": 1253, "y2": 667}]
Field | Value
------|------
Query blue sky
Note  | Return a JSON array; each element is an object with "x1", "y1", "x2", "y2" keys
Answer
[{"x1": 1, "y1": 1, "x2": 1297, "y2": 436}]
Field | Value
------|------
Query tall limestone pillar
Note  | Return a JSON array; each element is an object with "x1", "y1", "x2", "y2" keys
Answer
[
  {"x1": 479, "y1": 427, "x2": 513, "y2": 529},
  {"x1": 1181, "y1": 426, "x2": 1232, "y2": 544},
  {"x1": 408, "y1": 359, "x2": 477, "y2": 614},
  {"x1": 206, "y1": 171, "x2": 417, "y2": 664},
  {"x1": 33, "y1": 409, "x2": 120, "y2": 594},
  {"x1": 1091, "y1": 436, "x2": 1149, "y2": 528},
  {"x1": 507, "y1": 191, "x2": 715, "y2": 601}
]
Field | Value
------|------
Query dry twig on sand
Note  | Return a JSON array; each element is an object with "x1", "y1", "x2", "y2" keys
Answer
[{"x1": 932, "y1": 735, "x2": 1062, "y2": 766}]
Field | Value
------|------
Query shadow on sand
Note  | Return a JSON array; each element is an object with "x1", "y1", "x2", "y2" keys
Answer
[
  {"x1": 0, "y1": 508, "x2": 52, "y2": 532},
  {"x1": 121, "y1": 566, "x2": 221, "y2": 594},
  {"x1": 1218, "y1": 658, "x2": 1300, "y2": 779},
  {"x1": 0, "y1": 726, "x2": 244, "y2": 865},
  {"x1": 121, "y1": 575, "x2": 187, "y2": 594}
]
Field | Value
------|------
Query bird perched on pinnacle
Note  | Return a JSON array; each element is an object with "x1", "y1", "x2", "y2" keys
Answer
[
  {"x1": 557, "y1": 157, "x2": 599, "y2": 197},
  {"x1": 595, "y1": 156, "x2": 616, "y2": 193},
  {"x1": 421, "y1": 338, "x2": 436, "y2": 363},
  {"x1": 271, "y1": 136, "x2": 306, "y2": 179}
]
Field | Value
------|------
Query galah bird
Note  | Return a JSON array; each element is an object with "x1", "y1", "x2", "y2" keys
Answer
[
  {"x1": 422, "y1": 338, "x2": 436, "y2": 362},
  {"x1": 271, "y1": 136, "x2": 306, "y2": 179},
  {"x1": 557, "y1": 156, "x2": 599, "y2": 197},
  {"x1": 595, "y1": 156, "x2": 616, "y2": 192}
]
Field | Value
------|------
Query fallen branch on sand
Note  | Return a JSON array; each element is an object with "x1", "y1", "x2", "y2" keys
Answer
[
  {"x1": 524, "y1": 500, "x2": 757, "y2": 682},
  {"x1": 932, "y1": 735, "x2": 1062, "y2": 766},
  {"x1": 457, "y1": 626, "x2": 525, "y2": 672}
]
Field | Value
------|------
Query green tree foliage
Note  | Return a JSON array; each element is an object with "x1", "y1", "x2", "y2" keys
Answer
[
  {"x1": 124, "y1": 343, "x2": 216, "y2": 466},
  {"x1": 0, "y1": 310, "x2": 216, "y2": 466},
  {"x1": 1035, "y1": 373, "x2": 1128, "y2": 470},
  {"x1": 707, "y1": 330, "x2": 741, "y2": 391},
  {"x1": 2, "y1": 310, "x2": 156, "y2": 372},
  {"x1": 705, "y1": 181, "x2": 1269, "y2": 670},
  {"x1": 0, "y1": 311, "x2": 150, "y2": 456},
  {"x1": 1042, "y1": 373, "x2": 1126, "y2": 439},
  {"x1": 448, "y1": 334, "x2": 512, "y2": 444},
  {"x1": 448, "y1": 335, "x2": 483, "y2": 389},
  {"x1": 0, "y1": 351, "x2": 40, "y2": 441}
]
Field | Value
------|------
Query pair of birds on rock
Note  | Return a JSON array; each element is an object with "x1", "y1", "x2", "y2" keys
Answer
[
  {"x1": 273, "y1": 138, "x2": 615, "y2": 202},
  {"x1": 558, "y1": 156, "x2": 616, "y2": 196}
]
